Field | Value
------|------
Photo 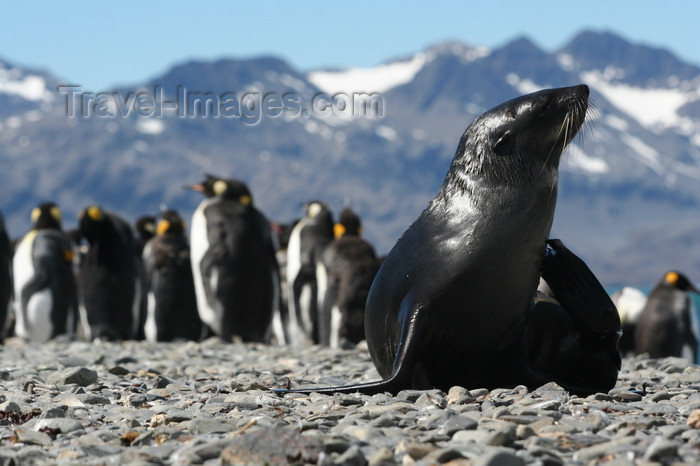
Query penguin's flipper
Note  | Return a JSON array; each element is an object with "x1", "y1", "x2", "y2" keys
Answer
[
  {"x1": 317, "y1": 282, "x2": 336, "y2": 347},
  {"x1": 20, "y1": 261, "x2": 51, "y2": 315},
  {"x1": 680, "y1": 300, "x2": 699, "y2": 363},
  {"x1": 198, "y1": 245, "x2": 226, "y2": 308},
  {"x1": 315, "y1": 257, "x2": 332, "y2": 346}
]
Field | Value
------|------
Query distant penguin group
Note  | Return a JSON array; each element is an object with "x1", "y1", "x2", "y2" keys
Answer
[{"x1": 0, "y1": 176, "x2": 381, "y2": 347}]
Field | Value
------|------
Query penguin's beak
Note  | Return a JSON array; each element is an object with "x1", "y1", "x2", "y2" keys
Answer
[
  {"x1": 687, "y1": 284, "x2": 699, "y2": 294},
  {"x1": 185, "y1": 184, "x2": 205, "y2": 192}
]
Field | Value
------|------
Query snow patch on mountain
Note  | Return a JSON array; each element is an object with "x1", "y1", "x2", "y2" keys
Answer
[
  {"x1": 564, "y1": 144, "x2": 609, "y2": 174},
  {"x1": 135, "y1": 118, "x2": 165, "y2": 135},
  {"x1": 583, "y1": 70, "x2": 692, "y2": 130},
  {"x1": 376, "y1": 125, "x2": 397, "y2": 141},
  {"x1": 308, "y1": 53, "x2": 430, "y2": 94},
  {"x1": 0, "y1": 69, "x2": 52, "y2": 102},
  {"x1": 505, "y1": 73, "x2": 542, "y2": 94},
  {"x1": 620, "y1": 133, "x2": 664, "y2": 174}
]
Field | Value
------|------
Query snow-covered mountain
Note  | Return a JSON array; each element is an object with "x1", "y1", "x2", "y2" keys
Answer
[{"x1": 1, "y1": 30, "x2": 700, "y2": 287}]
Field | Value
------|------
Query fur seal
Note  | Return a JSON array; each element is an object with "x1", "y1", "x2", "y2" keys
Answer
[
  {"x1": 276, "y1": 84, "x2": 621, "y2": 396},
  {"x1": 634, "y1": 271, "x2": 699, "y2": 362}
]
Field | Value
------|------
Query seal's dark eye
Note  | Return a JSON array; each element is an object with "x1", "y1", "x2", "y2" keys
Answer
[{"x1": 493, "y1": 130, "x2": 514, "y2": 156}]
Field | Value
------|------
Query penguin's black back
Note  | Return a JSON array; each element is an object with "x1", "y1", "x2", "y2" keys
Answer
[
  {"x1": 144, "y1": 211, "x2": 201, "y2": 341},
  {"x1": 201, "y1": 198, "x2": 277, "y2": 342},
  {"x1": 79, "y1": 210, "x2": 141, "y2": 340},
  {"x1": 322, "y1": 235, "x2": 378, "y2": 345},
  {"x1": 0, "y1": 213, "x2": 12, "y2": 341},
  {"x1": 299, "y1": 207, "x2": 334, "y2": 266}
]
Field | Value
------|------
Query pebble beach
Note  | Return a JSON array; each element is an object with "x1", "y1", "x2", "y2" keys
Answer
[{"x1": 0, "y1": 337, "x2": 699, "y2": 465}]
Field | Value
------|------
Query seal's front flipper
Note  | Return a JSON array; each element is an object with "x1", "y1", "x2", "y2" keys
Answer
[
  {"x1": 273, "y1": 303, "x2": 428, "y2": 396},
  {"x1": 527, "y1": 239, "x2": 621, "y2": 393}
]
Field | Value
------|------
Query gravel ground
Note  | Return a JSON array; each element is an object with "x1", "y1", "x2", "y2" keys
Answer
[{"x1": 0, "y1": 337, "x2": 699, "y2": 465}]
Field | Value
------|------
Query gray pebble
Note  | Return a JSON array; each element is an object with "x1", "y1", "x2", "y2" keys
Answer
[
  {"x1": 24, "y1": 417, "x2": 83, "y2": 433},
  {"x1": 473, "y1": 449, "x2": 525, "y2": 466},
  {"x1": 332, "y1": 444, "x2": 365, "y2": 465},
  {"x1": 46, "y1": 367, "x2": 98, "y2": 386},
  {"x1": 644, "y1": 435, "x2": 678, "y2": 461},
  {"x1": 12, "y1": 427, "x2": 53, "y2": 446}
]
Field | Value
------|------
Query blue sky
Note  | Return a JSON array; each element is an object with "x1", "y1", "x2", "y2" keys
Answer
[{"x1": 1, "y1": 1, "x2": 698, "y2": 90}]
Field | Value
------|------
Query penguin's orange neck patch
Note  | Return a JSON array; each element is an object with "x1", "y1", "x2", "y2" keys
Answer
[
  {"x1": 157, "y1": 220, "x2": 171, "y2": 235},
  {"x1": 665, "y1": 271, "x2": 679, "y2": 285}
]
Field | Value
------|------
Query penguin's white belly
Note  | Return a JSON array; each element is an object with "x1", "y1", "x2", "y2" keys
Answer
[
  {"x1": 190, "y1": 200, "x2": 218, "y2": 334},
  {"x1": 13, "y1": 231, "x2": 54, "y2": 342}
]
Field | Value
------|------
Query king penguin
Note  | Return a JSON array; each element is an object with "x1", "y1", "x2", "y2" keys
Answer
[
  {"x1": 77, "y1": 205, "x2": 144, "y2": 340},
  {"x1": 635, "y1": 271, "x2": 699, "y2": 363},
  {"x1": 317, "y1": 207, "x2": 379, "y2": 347},
  {"x1": 285, "y1": 201, "x2": 334, "y2": 345},
  {"x1": 188, "y1": 175, "x2": 281, "y2": 342},
  {"x1": 0, "y1": 212, "x2": 13, "y2": 341},
  {"x1": 12, "y1": 203, "x2": 77, "y2": 342},
  {"x1": 143, "y1": 209, "x2": 202, "y2": 342}
]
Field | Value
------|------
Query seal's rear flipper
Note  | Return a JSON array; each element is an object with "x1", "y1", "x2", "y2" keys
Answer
[
  {"x1": 528, "y1": 239, "x2": 621, "y2": 393},
  {"x1": 488, "y1": 324, "x2": 613, "y2": 397},
  {"x1": 541, "y1": 239, "x2": 621, "y2": 343}
]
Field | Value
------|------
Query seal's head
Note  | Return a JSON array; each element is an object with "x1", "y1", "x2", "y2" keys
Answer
[{"x1": 446, "y1": 85, "x2": 589, "y2": 191}]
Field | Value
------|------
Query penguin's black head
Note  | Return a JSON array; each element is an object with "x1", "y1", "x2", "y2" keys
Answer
[
  {"x1": 157, "y1": 210, "x2": 187, "y2": 235},
  {"x1": 78, "y1": 205, "x2": 105, "y2": 241},
  {"x1": 135, "y1": 216, "x2": 156, "y2": 243},
  {"x1": 188, "y1": 175, "x2": 253, "y2": 206},
  {"x1": 335, "y1": 207, "x2": 362, "y2": 238},
  {"x1": 187, "y1": 174, "x2": 219, "y2": 198},
  {"x1": 663, "y1": 271, "x2": 699, "y2": 293},
  {"x1": 303, "y1": 201, "x2": 331, "y2": 219},
  {"x1": 211, "y1": 178, "x2": 253, "y2": 204},
  {"x1": 31, "y1": 202, "x2": 63, "y2": 230}
]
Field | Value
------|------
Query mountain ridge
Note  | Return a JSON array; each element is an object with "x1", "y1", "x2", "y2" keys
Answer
[{"x1": 1, "y1": 30, "x2": 700, "y2": 288}]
